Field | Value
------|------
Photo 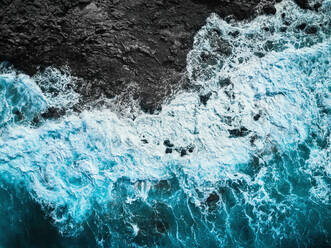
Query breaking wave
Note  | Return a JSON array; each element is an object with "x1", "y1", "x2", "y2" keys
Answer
[{"x1": 0, "y1": 1, "x2": 330, "y2": 247}]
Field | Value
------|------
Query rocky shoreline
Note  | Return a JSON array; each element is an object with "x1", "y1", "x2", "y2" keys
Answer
[{"x1": 0, "y1": 0, "x2": 311, "y2": 115}]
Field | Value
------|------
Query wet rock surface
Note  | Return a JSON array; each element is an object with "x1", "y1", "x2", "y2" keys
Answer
[{"x1": 0, "y1": 0, "x2": 282, "y2": 113}]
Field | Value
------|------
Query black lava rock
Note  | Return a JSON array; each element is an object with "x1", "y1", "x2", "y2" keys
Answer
[
  {"x1": 13, "y1": 110, "x2": 24, "y2": 121},
  {"x1": 253, "y1": 114, "x2": 261, "y2": 121},
  {"x1": 139, "y1": 97, "x2": 162, "y2": 115},
  {"x1": 228, "y1": 127, "x2": 251, "y2": 138},
  {"x1": 199, "y1": 92, "x2": 212, "y2": 106},
  {"x1": 294, "y1": 0, "x2": 310, "y2": 9},
  {"x1": 206, "y1": 192, "x2": 219, "y2": 208},
  {"x1": 219, "y1": 78, "x2": 232, "y2": 87},
  {"x1": 296, "y1": 23, "x2": 307, "y2": 30},
  {"x1": 263, "y1": 4, "x2": 277, "y2": 15},
  {"x1": 279, "y1": 27, "x2": 287, "y2": 33},
  {"x1": 163, "y1": 140, "x2": 174, "y2": 148},
  {"x1": 305, "y1": 26, "x2": 318, "y2": 34},
  {"x1": 180, "y1": 149, "x2": 187, "y2": 157},
  {"x1": 188, "y1": 145, "x2": 195, "y2": 153},
  {"x1": 41, "y1": 107, "x2": 66, "y2": 119},
  {"x1": 314, "y1": 2, "x2": 322, "y2": 12},
  {"x1": 165, "y1": 148, "x2": 173, "y2": 154},
  {"x1": 0, "y1": 0, "x2": 277, "y2": 115}
]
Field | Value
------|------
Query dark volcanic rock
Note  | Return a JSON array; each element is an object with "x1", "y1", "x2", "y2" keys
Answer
[
  {"x1": 165, "y1": 148, "x2": 172, "y2": 154},
  {"x1": 40, "y1": 107, "x2": 66, "y2": 119},
  {"x1": 206, "y1": 192, "x2": 219, "y2": 208},
  {"x1": 180, "y1": 149, "x2": 187, "y2": 157},
  {"x1": 262, "y1": 4, "x2": 277, "y2": 15},
  {"x1": 253, "y1": 113, "x2": 261, "y2": 121},
  {"x1": 294, "y1": 0, "x2": 310, "y2": 9},
  {"x1": 199, "y1": 92, "x2": 212, "y2": 106},
  {"x1": 163, "y1": 139, "x2": 174, "y2": 148},
  {"x1": 296, "y1": 23, "x2": 307, "y2": 30},
  {"x1": 228, "y1": 127, "x2": 251, "y2": 138},
  {"x1": 0, "y1": 0, "x2": 278, "y2": 114},
  {"x1": 305, "y1": 25, "x2": 318, "y2": 34},
  {"x1": 313, "y1": 2, "x2": 322, "y2": 11}
]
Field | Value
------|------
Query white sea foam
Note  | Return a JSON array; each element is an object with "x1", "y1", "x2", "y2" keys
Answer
[
  {"x1": 0, "y1": 0, "x2": 330, "y2": 246},
  {"x1": 33, "y1": 67, "x2": 80, "y2": 110}
]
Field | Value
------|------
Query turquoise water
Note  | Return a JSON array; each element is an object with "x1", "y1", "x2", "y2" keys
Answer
[{"x1": 0, "y1": 1, "x2": 330, "y2": 247}]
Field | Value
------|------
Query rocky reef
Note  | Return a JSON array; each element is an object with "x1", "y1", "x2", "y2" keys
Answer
[{"x1": 0, "y1": 0, "x2": 299, "y2": 114}]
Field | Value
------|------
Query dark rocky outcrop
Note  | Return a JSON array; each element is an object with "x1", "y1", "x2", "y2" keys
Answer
[
  {"x1": 262, "y1": 4, "x2": 277, "y2": 15},
  {"x1": 253, "y1": 113, "x2": 261, "y2": 121},
  {"x1": 206, "y1": 192, "x2": 220, "y2": 208},
  {"x1": 0, "y1": 0, "x2": 281, "y2": 114},
  {"x1": 228, "y1": 127, "x2": 251, "y2": 138},
  {"x1": 305, "y1": 25, "x2": 318, "y2": 34},
  {"x1": 294, "y1": 0, "x2": 310, "y2": 9},
  {"x1": 163, "y1": 139, "x2": 174, "y2": 148},
  {"x1": 165, "y1": 148, "x2": 173, "y2": 154},
  {"x1": 199, "y1": 92, "x2": 212, "y2": 106}
]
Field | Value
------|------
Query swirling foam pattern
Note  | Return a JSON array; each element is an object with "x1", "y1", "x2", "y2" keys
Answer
[{"x1": 0, "y1": 1, "x2": 330, "y2": 247}]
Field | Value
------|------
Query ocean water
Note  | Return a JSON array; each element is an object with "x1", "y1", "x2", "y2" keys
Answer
[{"x1": 0, "y1": 0, "x2": 330, "y2": 247}]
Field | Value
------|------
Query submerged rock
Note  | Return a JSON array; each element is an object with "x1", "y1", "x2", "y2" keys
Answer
[
  {"x1": 199, "y1": 92, "x2": 212, "y2": 106},
  {"x1": 40, "y1": 107, "x2": 66, "y2": 119},
  {"x1": 296, "y1": 23, "x2": 307, "y2": 30},
  {"x1": 263, "y1": 4, "x2": 277, "y2": 15},
  {"x1": 294, "y1": 0, "x2": 310, "y2": 9},
  {"x1": 305, "y1": 25, "x2": 318, "y2": 34},
  {"x1": 228, "y1": 127, "x2": 251, "y2": 138},
  {"x1": 163, "y1": 140, "x2": 174, "y2": 148},
  {"x1": 165, "y1": 148, "x2": 173, "y2": 154},
  {"x1": 253, "y1": 113, "x2": 261, "y2": 121},
  {"x1": 180, "y1": 148, "x2": 187, "y2": 157},
  {"x1": 206, "y1": 192, "x2": 220, "y2": 208}
]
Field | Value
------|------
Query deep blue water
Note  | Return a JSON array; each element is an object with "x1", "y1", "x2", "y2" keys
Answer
[{"x1": 0, "y1": 1, "x2": 330, "y2": 247}]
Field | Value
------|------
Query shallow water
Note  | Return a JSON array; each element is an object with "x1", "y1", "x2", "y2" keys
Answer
[{"x1": 0, "y1": 1, "x2": 330, "y2": 247}]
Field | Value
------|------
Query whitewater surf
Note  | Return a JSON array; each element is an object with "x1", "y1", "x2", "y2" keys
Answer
[{"x1": 0, "y1": 0, "x2": 330, "y2": 247}]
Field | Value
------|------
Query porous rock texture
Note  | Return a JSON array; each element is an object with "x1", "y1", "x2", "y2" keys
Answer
[{"x1": 0, "y1": 0, "x2": 283, "y2": 114}]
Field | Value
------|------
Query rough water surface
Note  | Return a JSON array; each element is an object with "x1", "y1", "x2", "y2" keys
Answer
[{"x1": 0, "y1": 1, "x2": 330, "y2": 247}]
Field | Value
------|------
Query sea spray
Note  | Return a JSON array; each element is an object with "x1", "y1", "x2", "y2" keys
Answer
[{"x1": 0, "y1": 0, "x2": 330, "y2": 247}]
